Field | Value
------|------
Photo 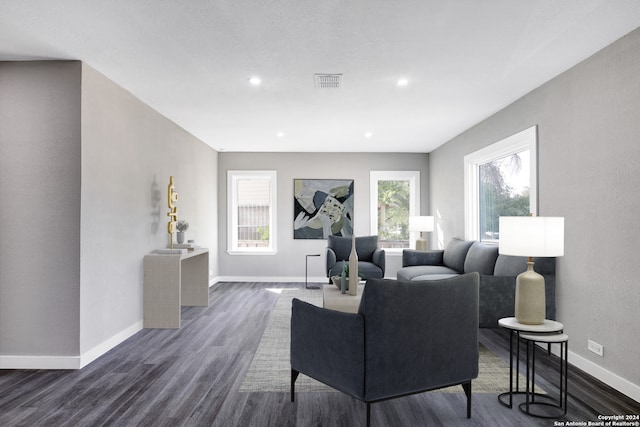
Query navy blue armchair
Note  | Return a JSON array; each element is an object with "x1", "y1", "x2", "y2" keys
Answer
[
  {"x1": 326, "y1": 235, "x2": 385, "y2": 280},
  {"x1": 291, "y1": 274, "x2": 480, "y2": 426}
]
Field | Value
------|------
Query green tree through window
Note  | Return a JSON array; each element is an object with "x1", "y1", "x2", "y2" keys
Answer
[
  {"x1": 377, "y1": 180, "x2": 410, "y2": 247},
  {"x1": 464, "y1": 125, "x2": 537, "y2": 242},
  {"x1": 478, "y1": 152, "x2": 530, "y2": 241}
]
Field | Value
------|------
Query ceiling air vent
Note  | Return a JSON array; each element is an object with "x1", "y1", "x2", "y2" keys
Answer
[{"x1": 314, "y1": 73, "x2": 343, "y2": 89}]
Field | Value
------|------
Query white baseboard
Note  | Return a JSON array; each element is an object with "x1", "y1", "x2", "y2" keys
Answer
[
  {"x1": 214, "y1": 276, "x2": 328, "y2": 284},
  {"x1": 0, "y1": 321, "x2": 143, "y2": 370},
  {"x1": 0, "y1": 354, "x2": 81, "y2": 370},
  {"x1": 79, "y1": 320, "x2": 143, "y2": 368},
  {"x1": 212, "y1": 276, "x2": 396, "y2": 284},
  {"x1": 567, "y1": 349, "x2": 640, "y2": 403}
]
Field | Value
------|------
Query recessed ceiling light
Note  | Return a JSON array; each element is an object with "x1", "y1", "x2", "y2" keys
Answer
[
  {"x1": 364, "y1": 132, "x2": 373, "y2": 139},
  {"x1": 249, "y1": 76, "x2": 261, "y2": 86},
  {"x1": 397, "y1": 78, "x2": 409, "y2": 87},
  {"x1": 276, "y1": 132, "x2": 284, "y2": 137}
]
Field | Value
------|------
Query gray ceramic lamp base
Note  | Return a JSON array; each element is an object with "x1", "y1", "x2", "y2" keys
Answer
[
  {"x1": 514, "y1": 262, "x2": 546, "y2": 325},
  {"x1": 415, "y1": 237, "x2": 428, "y2": 251}
]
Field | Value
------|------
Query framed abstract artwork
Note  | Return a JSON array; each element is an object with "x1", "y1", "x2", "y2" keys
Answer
[{"x1": 293, "y1": 179, "x2": 354, "y2": 239}]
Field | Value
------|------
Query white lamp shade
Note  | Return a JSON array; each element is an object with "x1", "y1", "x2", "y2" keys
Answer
[
  {"x1": 499, "y1": 216, "x2": 564, "y2": 257},
  {"x1": 409, "y1": 216, "x2": 435, "y2": 232}
]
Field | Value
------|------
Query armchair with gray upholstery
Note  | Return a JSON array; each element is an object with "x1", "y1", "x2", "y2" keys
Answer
[
  {"x1": 326, "y1": 235, "x2": 385, "y2": 280},
  {"x1": 291, "y1": 274, "x2": 480, "y2": 426}
]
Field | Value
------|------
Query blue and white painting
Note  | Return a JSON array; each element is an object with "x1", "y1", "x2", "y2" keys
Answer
[{"x1": 293, "y1": 179, "x2": 354, "y2": 239}]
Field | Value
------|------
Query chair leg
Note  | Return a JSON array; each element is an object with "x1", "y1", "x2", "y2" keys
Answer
[
  {"x1": 366, "y1": 402, "x2": 371, "y2": 427},
  {"x1": 291, "y1": 369, "x2": 299, "y2": 402},
  {"x1": 462, "y1": 381, "x2": 472, "y2": 418}
]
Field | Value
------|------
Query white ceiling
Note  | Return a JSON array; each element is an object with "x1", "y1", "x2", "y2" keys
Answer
[{"x1": 1, "y1": 1, "x2": 640, "y2": 153}]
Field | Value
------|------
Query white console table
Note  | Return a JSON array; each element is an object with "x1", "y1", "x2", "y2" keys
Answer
[{"x1": 143, "y1": 248, "x2": 209, "y2": 328}]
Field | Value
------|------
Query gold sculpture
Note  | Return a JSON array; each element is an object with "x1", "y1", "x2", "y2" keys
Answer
[{"x1": 167, "y1": 176, "x2": 179, "y2": 249}]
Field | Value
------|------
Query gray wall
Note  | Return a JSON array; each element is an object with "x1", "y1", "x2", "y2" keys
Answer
[
  {"x1": 0, "y1": 61, "x2": 82, "y2": 358},
  {"x1": 79, "y1": 64, "x2": 218, "y2": 356},
  {"x1": 0, "y1": 61, "x2": 218, "y2": 366},
  {"x1": 217, "y1": 152, "x2": 429, "y2": 280},
  {"x1": 430, "y1": 28, "x2": 640, "y2": 395}
]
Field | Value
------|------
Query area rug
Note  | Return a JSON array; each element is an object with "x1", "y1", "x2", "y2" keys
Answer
[{"x1": 239, "y1": 288, "x2": 540, "y2": 394}]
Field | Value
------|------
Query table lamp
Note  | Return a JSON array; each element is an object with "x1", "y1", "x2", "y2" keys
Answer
[
  {"x1": 498, "y1": 216, "x2": 564, "y2": 325},
  {"x1": 409, "y1": 216, "x2": 435, "y2": 251}
]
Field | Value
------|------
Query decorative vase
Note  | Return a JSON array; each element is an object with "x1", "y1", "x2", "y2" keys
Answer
[
  {"x1": 177, "y1": 232, "x2": 185, "y2": 244},
  {"x1": 348, "y1": 234, "x2": 358, "y2": 296},
  {"x1": 514, "y1": 262, "x2": 545, "y2": 325}
]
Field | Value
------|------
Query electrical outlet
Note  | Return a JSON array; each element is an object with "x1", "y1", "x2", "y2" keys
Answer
[{"x1": 588, "y1": 339, "x2": 604, "y2": 357}]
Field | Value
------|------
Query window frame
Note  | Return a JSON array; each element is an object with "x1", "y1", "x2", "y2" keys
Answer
[
  {"x1": 369, "y1": 170, "x2": 421, "y2": 253},
  {"x1": 464, "y1": 125, "x2": 537, "y2": 241},
  {"x1": 227, "y1": 170, "x2": 277, "y2": 255}
]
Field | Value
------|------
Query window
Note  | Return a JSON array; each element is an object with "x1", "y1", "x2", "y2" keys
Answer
[
  {"x1": 370, "y1": 171, "x2": 420, "y2": 250},
  {"x1": 228, "y1": 170, "x2": 277, "y2": 254},
  {"x1": 464, "y1": 126, "x2": 537, "y2": 242}
]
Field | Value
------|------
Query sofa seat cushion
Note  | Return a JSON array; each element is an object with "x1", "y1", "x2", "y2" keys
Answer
[
  {"x1": 396, "y1": 265, "x2": 459, "y2": 281},
  {"x1": 357, "y1": 261, "x2": 384, "y2": 279},
  {"x1": 329, "y1": 261, "x2": 383, "y2": 279}
]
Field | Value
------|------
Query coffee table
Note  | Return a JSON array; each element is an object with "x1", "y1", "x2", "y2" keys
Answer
[{"x1": 322, "y1": 283, "x2": 365, "y2": 313}]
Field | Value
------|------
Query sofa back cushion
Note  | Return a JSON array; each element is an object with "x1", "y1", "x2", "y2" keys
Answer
[
  {"x1": 443, "y1": 238, "x2": 474, "y2": 273},
  {"x1": 328, "y1": 235, "x2": 378, "y2": 262},
  {"x1": 464, "y1": 242, "x2": 499, "y2": 275},
  {"x1": 327, "y1": 235, "x2": 350, "y2": 261},
  {"x1": 355, "y1": 235, "x2": 378, "y2": 262},
  {"x1": 494, "y1": 255, "x2": 556, "y2": 276},
  {"x1": 402, "y1": 249, "x2": 444, "y2": 267}
]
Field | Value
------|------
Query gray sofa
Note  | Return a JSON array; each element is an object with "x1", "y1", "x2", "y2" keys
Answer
[
  {"x1": 397, "y1": 238, "x2": 556, "y2": 327},
  {"x1": 291, "y1": 274, "x2": 479, "y2": 426}
]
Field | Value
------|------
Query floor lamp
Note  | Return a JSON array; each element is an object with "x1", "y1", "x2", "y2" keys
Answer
[
  {"x1": 409, "y1": 216, "x2": 434, "y2": 251},
  {"x1": 498, "y1": 216, "x2": 564, "y2": 325}
]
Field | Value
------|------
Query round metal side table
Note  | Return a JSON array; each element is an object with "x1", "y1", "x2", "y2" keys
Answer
[
  {"x1": 497, "y1": 317, "x2": 564, "y2": 411},
  {"x1": 519, "y1": 332, "x2": 569, "y2": 418}
]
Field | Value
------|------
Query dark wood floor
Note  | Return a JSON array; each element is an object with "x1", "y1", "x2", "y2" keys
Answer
[{"x1": 1, "y1": 282, "x2": 638, "y2": 426}]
